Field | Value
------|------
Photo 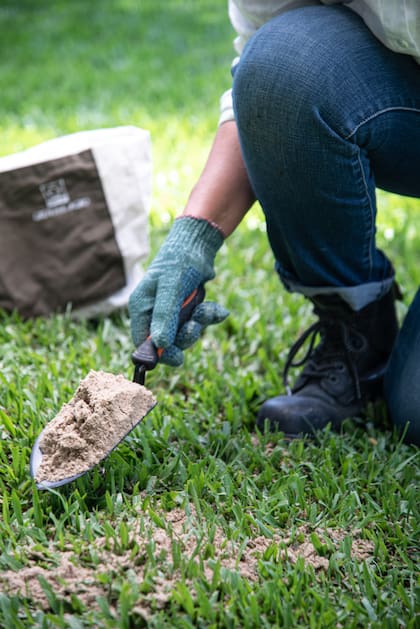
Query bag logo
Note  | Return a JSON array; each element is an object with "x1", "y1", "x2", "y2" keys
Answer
[
  {"x1": 33, "y1": 178, "x2": 91, "y2": 222},
  {"x1": 40, "y1": 178, "x2": 70, "y2": 208}
]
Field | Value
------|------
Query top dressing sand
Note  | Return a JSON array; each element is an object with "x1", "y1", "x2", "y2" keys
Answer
[{"x1": 35, "y1": 370, "x2": 156, "y2": 484}]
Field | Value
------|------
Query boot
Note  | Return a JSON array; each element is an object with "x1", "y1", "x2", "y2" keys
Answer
[{"x1": 257, "y1": 287, "x2": 399, "y2": 437}]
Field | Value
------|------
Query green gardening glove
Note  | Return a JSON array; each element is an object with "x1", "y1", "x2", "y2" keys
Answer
[{"x1": 128, "y1": 216, "x2": 229, "y2": 366}]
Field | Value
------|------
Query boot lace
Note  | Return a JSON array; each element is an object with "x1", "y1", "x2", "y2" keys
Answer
[{"x1": 282, "y1": 317, "x2": 367, "y2": 399}]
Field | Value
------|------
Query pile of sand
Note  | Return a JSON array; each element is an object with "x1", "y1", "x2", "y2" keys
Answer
[{"x1": 35, "y1": 370, "x2": 156, "y2": 484}]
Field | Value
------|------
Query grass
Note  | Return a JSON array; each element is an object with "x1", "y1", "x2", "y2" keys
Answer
[{"x1": 0, "y1": 1, "x2": 419, "y2": 627}]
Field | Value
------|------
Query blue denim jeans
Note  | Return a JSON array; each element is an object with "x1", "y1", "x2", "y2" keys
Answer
[
  {"x1": 232, "y1": 5, "x2": 420, "y2": 444},
  {"x1": 384, "y1": 289, "x2": 420, "y2": 445}
]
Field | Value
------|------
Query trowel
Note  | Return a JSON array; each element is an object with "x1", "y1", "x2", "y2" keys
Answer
[{"x1": 30, "y1": 286, "x2": 205, "y2": 490}]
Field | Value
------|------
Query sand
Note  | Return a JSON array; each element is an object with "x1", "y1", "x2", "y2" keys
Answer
[
  {"x1": 35, "y1": 370, "x2": 156, "y2": 484},
  {"x1": 0, "y1": 502, "x2": 375, "y2": 617}
]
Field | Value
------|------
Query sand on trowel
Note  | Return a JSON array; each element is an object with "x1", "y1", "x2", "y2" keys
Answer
[{"x1": 35, "y1": 370, "x2": 156, "y2": 484}]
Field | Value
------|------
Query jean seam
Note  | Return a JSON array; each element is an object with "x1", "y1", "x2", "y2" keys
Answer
[
  {"x1": 344, "y1": 106, "x2": 420, "y2": 140},
  {"x1": 345, "y1": 106, "x2": 420, "y2": 280},
  {"x1": 317, "y1": 107, "x2": 377, "y2": 280},
  {"x1": 355, "y1": 147, "x2": 375, "y2": 278}
]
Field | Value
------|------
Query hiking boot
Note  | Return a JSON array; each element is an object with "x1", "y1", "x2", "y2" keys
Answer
[{"x1": 257, "y1": 287, "x2": 399, "y2": 437}]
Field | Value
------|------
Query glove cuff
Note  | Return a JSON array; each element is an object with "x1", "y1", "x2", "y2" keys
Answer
[
  {"x1": 180, "y1": 214, "x2": 226, "y2": 239},
  {"x1": 170, "y1": 216, "x2": 225, "y2": 259}
]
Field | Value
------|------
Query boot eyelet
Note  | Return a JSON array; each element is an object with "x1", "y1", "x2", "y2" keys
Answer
[{"x1": 350, "y1": 336, "x2": 367, "y2": 352}]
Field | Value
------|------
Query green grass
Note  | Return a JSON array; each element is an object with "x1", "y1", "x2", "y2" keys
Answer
[{"x1": 0, "y1": 1, "x2": 419, "y2": 627}]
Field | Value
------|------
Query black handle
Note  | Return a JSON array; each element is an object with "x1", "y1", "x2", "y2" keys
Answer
[{"x1": 132, "y1": 285, "x2": 205, "y2": 382}]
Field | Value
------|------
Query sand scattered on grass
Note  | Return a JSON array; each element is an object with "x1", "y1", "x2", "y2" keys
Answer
[
  {"x1": 1, "y1": 503, "x2": 374, "y2": 618},
  {"x1": 35, "y1": 370, "x2": 156, "y2": 484}
]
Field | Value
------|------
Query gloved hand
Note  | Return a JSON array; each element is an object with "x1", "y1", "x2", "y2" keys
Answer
[{"x1": 128, "y1": 216, "x2": 229, "y2": 366}]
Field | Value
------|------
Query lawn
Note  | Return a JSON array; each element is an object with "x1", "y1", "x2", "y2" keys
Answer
[{"x1": 0, "y1": 1, "x2": 419, "y2": 627}]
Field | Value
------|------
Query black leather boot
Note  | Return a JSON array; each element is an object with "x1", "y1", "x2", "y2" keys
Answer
[{"x1": 257, "y1": 288, "x2": 399, "y2": 437}]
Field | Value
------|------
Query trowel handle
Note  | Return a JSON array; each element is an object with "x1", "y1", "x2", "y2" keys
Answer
[{"x1": 132, "y1": 284, "x2": 205, "y2": 373}]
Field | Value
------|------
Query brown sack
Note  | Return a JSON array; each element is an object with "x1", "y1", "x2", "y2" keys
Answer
[{"x1": 0, "y1": 126, "x2": 152, "y2": 319}]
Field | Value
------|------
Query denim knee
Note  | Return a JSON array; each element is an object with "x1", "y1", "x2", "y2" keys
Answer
[
  {"x1": 233, "y1": 5, "x2": 418, "y2": 152},
  {"x1": 232, "y1": 9, "x2": 319, "y2": 159},
  {"x1": 232, "y1": 6, "x2": 370, "y2": 154}
]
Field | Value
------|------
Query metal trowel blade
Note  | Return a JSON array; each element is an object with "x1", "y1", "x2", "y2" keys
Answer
[{"x1": 30, "y1": 400, "x2": 157, "y2": 490}]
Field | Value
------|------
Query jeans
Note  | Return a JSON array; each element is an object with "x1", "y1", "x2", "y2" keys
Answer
[
  {"x1": 232, "y1": 5, "x2": 420, "y2": 445},
  {"x1": 385, "y1": 289, "x2": 420, "y2": 446}
]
